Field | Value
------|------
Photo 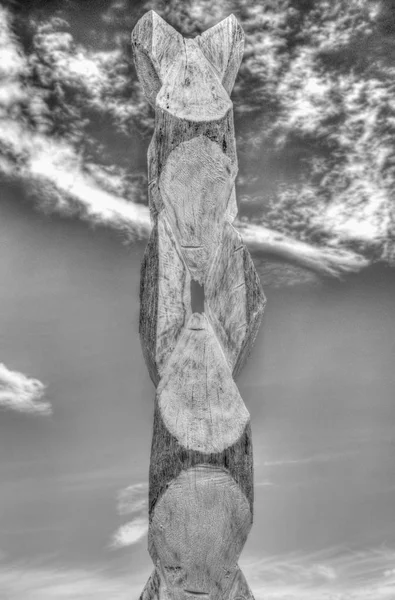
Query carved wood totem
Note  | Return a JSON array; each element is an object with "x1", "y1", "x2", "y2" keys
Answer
[{"x1": 132, "y1": 11, "x2": 266, "y2": 600}]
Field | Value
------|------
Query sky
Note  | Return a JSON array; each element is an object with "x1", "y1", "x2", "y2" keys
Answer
[{"x1": 1, "y1": 1, "x2": 395, "y2": 599}]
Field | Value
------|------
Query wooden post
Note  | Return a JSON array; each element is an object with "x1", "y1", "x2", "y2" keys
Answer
[{"x1": 132, "y1": 11, "x2": 266, "y2": 600}]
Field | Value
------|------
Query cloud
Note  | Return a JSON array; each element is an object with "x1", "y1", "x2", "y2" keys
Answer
[
  {"x1": 26, "y1": 130, "x2": 151, "y2": 238},
  {"x1": 111, "y1": 517, "x2": 149, "y2": 549},
  {"x1": 0, "y1": 363, "x2": 51, "y2": 416},
  {"x1": 263, "y1": 451, "x2": 356, "y2": 468},
  {"x1": 3, "y1": 102, "x2": 364, "y2": 277},
  {"x1": 0, "y1": 6, "x2": 27, "y2": 96},
  {"x1": 0, "y1": 92, "x2": 364, "y2": 278},
  {"x1": 29, "y1": 13, "x2": 152, "y2": 134},
  {"x1": 1, "y1": 547, "x2": 394, "y2": 600},
  {"x1": 1, "y1": 117, "x2": 150, "y2": 240},
  {"x1": 0, "y1": 562, "x2": 148, "y2": 600},
  {"x1": 117, "y1": 483, "x2": 148, "y2": 515},
  {"x1": 31, "y1": 20, "x2": 149, "y2": 132},
  {"x1": 0, "y1": 3, "x2": 390, "y2": 279},
  {"x1": 238, "y1": 223, "x2": 369, "y2": 277},
  {"x1": 241, "y1": 546, "x2": 395, "y2": 600},
  {"x1": 255, "y1": 480, "x2": 275, "y2": 487},
  {"x1": 0, "y1": 104, "x2": 366, "y2": 276},
  {"x1": 111, "y1": 482, "x2": 148, "y2": 549},
  {"x1": 0, "y1": 6, "x2": 150, "y2": 241},
  {"x1": 167, "y1": 0, "x2": 394, "y2": 262}
]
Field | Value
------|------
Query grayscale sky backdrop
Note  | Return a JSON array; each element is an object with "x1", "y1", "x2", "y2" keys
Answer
[{"x1": 0, "y1": 1, "x2": 395, "y2": 598}]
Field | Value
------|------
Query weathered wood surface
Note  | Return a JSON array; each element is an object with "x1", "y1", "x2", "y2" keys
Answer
[
  {"x1": 149, "y1": 467, "x2": 251, "y2": 598},
  {"x1": 132, "y1": 10, "x2": 265, "y2": 600}
]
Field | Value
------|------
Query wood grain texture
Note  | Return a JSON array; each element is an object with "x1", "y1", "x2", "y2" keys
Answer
[
  {"x1": 227, "y1": 569, "x2": 255, "y2": 600},
  {"x1": 156, "y1": 38, "x2": 232, "y2": 122},
  {"x1": 196, "y1": 14, "x2": 244, "y2": 95},
  {"x1": 225, "y1": 185, "x2": 238, "y2": 223},
  {"x1": 156, "y1": 214, "x2": 191, "y2": 379},
  {"x1": 139, "y1": 565, "x2": 255, "y2": 600},
  {"x1": 149, "y1": 466, "x2": 252, "y2": 600},
  {"x1": 139, "y1": 220, "x2": 159, "y2": 385},
  {"x1": 149, "y1": 408, "x2": 253, "y2": 517},
  {"x1": 140, "y1": 568, "x2": 161, "y2": 600},
  {"x1": 157, "y1": 313, "x2": 249, "y2": 454},
  {"x1": 205, "y1": 222, "x2": 266, "y2": 376},
  {"x1": 205, "y1": 222, "x2": 249, "y2": 371},
  {"x1": 132, "y1": 11, "x2": 264, "y2": 600},
  {"x1": 131, "y1": 11, "x2": 183, "y2": 108},
  {"x1": 139, "y1": 214, "x2": 191, "y2": 386},
  {"x1": 148, "y1": 107, "x2": 237, "y2": 185},
  {"x1": 233, "y1": 246, "x2": 266, "y2": 379},
  {"x1": 159, "y1": 136, "x2": 237, "y2": 283}
]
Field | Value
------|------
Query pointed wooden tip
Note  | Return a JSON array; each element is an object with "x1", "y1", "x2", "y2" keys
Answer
[
  {"x1": 202, "y1": 13, "x2": 243, "y2": 35},
  {"x1": 132, "y1": 10, "x2": 244, "y2": 106},
  {"x1": 196, "y1": 14, "x2": 244, "y2": 94},
  {"x1": 132, "y1": 9, "x2": 182, "y2": 47},
  {"x1": 132, "y1": 9, "x2": 160, "y2": 30},
  {"x1": 141, "y1": 9, "x2": 181, "y2": 35},
  {"x1": 131, "y1": 12, "x2": 160, "y2": 107},
  {"x1": 131, "y1": 11, "x2": 183, "y2": 107},
  {"x1": 146, "y1": 8, "x2": 159, "y2": 18}
]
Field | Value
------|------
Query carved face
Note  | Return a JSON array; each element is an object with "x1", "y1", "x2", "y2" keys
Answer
[
  {"x1": 149, "y1": 467, "x2": 252, "y2": 600},
  {"x1": 158, "y1": 135, "x2": 236, "y2": 283}
]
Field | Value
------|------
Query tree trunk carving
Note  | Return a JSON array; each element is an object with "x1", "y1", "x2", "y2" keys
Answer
[{"x1": 132, "y1": 11, "x2": 266, "y2": 600}]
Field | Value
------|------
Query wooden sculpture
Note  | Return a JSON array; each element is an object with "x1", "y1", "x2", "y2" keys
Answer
[{"x1": 132, "y1": 11, "x2": 266, "y2": 600}]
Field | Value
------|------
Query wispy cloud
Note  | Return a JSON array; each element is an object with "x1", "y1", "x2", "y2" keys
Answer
[
  {"x1": 111, "y1": 517, "x2": 148, "y2": 549},
  {"x1": 111, "y1": 483, "x2": 148, "y2": 549},
  {"x1": 239, "y1": 223, "x2": 368, "y2": 278},
  {"x1": 237, "y1": 0, "x2": 394, "y2": 260},
  {"x1": 255, "y1": 480, "x2": 275, "y2": 488},
  {"x1": 0, "y1": 6, "x2": 372, "y2": 279},
  {"x1": 0, "y1": 562, "x2": 148, "y2": 600},
  {"x1": 0, "y1": 363, "x2": 51, "y2": 416},
  {"x1": 263, "y1": 451, "x2": 356, "y2": 468},
  {"x1": 0, "y1": 6, "x2": 150, "y2": 241},
  {"x1": 30, "y1": 16, "x2": 150, "y2": 133},
  {"x1": 116, "y1": 483, "x2": 148, "y2": 515},
  {"x1": 1, "y1": 547, "x2": 394, "y2": 599},
  {"x1": 241, "y1": 546, "x2": 395, "y2": 600},
  {"x1": 1, "y1": 116, "x2": 151, "y2": 239}
]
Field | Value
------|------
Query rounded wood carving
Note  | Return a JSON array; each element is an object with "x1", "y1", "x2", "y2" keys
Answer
[{"x1": 132, "y1": 11, "x2": 266, "y2": 600}]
